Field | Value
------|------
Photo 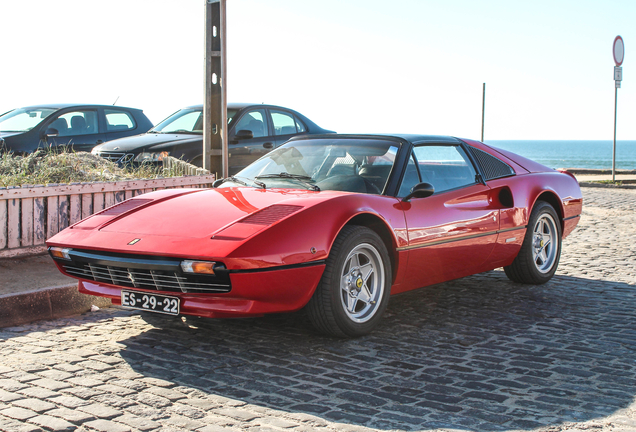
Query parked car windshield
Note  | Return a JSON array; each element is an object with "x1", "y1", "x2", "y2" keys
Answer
[
  {"x1": 152, "y1": 108, "x2": 239, "y2": 135},
  {"x1": 0, "y1": 108, "x2": 57, "y2": 133},
  {"x1": 225, "y1": 138, "x2": 399, "y2": 194},
  {"x1": 151, "y1": 108, "x2": 203, "y2": 134}
]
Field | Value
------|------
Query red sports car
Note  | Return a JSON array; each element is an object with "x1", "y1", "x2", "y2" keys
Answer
[{"x1": 47, "y1": 134, "x2": 582, "y2": 337}]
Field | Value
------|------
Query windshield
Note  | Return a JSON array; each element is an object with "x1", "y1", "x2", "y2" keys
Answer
[
  {"x1": 0, "y1": 108, "x2": 57, "y2": 133},
  {"x1": 151, "y1": 108, "x2": 239, "y2": 134},
  {"x1": 152, "y1": 108, "x2": 203, "y2": 134},
  {"x1": 221, "y1": 138, "x2": 399, "y2": 194}
]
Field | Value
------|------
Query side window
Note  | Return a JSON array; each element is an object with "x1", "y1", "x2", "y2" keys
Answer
[
  {"x1": 233, "y1": 109, "x2": 268, "y2": 138},
  {"x1": 398, "y1": 153, "x2": 421, "y2": 197},
  {"x1": 105, "y1": 109, "x2": 136, "y2": 132},
  {"x1": 295, "y1": 116, "x2": 306, "y2": 133},
  {"x1": 51, "y1": 110, "x2": 99, "y2": 137},
  {"x1": 413, "y1": 145, "x2": 477, "y2": 193},
  {"x1": 271, "y1": 110, "x2": 298, "y2": 136}
]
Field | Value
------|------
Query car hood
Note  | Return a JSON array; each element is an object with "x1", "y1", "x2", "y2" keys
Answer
[
  {"x1": 47, "y1": 186, "x2": 407, "y2": 269},
  {"x1": 47, "y1": 187, "x2": 348, "y2": 261},
  {"x1": 0, "y1": 131, "x2": 24, "y2": 139},
  {"x1": 96, "y1": 133, "x2": 202, "y2": 152},
  {"x1": 102, "y1": 188, "x2": 321, "y2": 238}
]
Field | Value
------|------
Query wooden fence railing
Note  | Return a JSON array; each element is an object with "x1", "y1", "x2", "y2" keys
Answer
[
  {"x1": 0, "y1": 175, "x2": 215, "y2": 258},
  {"x1": 163, "y1": 156, "x2": 211, "y2": 176}
]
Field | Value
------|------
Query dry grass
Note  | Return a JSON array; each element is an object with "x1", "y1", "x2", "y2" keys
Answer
[{"x1": 0, "y1": 149, "x2": 182, "y2": 187}]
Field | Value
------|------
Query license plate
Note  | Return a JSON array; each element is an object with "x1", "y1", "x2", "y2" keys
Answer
[{"x1": 121, "y1": 290, "x2": 180, "y2": 316}]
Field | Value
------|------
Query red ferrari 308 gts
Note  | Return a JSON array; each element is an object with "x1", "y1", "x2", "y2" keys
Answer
[{"x1": 47, "y1": 134, "x2": 582, "y2": 337}]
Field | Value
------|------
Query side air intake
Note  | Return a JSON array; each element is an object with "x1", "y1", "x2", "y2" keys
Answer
[
  {"x1": 241, "y1": 205, "x2": 303, "y2": 225},
  {"x1": 100, "y1": 199, "x2": 152, "y2": 216},
  {"x1": 468, "y1": 146, "x2": 515, "y2": 180}
]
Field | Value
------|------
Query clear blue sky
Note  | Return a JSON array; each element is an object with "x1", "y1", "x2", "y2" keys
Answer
[{"x1": 1, "y1": 0, "x2": 634, "y2": 140}]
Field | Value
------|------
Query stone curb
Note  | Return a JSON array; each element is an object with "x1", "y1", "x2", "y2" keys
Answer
[
  {"x1": 564, "y1": 168, "x2": 636, "y2": 175},
  {"x1": 0, "y1": 284, "x2": 112, "y2": 328},
  {"x1": 578, "y1": 181, "x2": 636, "y2": 189}
]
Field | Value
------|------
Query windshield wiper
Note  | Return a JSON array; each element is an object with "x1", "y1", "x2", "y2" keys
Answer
[
  {"x1": 256, "y1": 173, "x2": 320, "y2": 191},
  {"x1": 218, "y1": 176, "x2": 266, "y2": 189},
  {"x1": 165, "y1": 130, "x2": 200, "y2": 134}
]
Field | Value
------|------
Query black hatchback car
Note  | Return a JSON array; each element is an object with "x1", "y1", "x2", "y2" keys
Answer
[
  {"x1": 91, "y1": 103, "x2": 335, "y2": 175},
  {"x1": 0, "y1": 104, "x2": 153, "y2": 154}
]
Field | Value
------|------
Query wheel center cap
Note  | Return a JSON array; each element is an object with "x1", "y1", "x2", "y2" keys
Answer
[{"x1": 356, "y1": 278, "x2": 363, "y2": 289}]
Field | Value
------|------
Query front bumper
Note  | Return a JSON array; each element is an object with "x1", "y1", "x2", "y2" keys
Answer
[{"x1": 74, "y1": 263, "x2": 325, "y2": 318}]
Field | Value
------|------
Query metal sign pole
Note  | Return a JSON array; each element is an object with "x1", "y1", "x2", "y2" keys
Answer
[
  {"x1": 203, "y1": 0, "x2": 228, "y2": 179},
  {"x1": 611, "y1": 35, "x2": 624, "y2": 183},
  {"x1": 613, "y1": 86, "x2": 617, "y2": 182},
  {"x1": 481, "y1": 83, "x2": 486, "y2": 142}
]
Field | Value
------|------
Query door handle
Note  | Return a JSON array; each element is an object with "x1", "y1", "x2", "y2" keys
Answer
[{"x1": 263, "y1": 142, "x2": 274, "y2": 149}]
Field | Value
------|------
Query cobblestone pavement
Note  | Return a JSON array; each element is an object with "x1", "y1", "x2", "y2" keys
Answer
[{"x1": 1, "y1": 186, "x2": 636, "y2": 432}]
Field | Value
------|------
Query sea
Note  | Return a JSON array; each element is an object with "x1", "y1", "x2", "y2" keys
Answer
[{"x1": 485, "y1": 140, "x2": 636, "y2": 170}]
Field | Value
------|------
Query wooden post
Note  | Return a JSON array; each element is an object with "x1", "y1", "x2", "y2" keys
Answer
[{"x1": 203, "y1": 0, "x2": 228, "y2": 179}]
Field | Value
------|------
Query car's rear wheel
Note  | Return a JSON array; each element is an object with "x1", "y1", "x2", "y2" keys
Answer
[
  {"x1": 504, "y1": 201, "x2": 561, "y2": 284},
  {"x1": 306, "y1": 226, "x2": 391, "y2": 337}
]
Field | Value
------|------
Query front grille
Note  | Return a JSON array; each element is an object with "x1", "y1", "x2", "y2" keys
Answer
[
  {"x1": 56, "y1": 250, "x2": 231, "y2": 294},
  {"x1": 468, "y1": 146, "x2": 515, "y2": 180},
  {"x1": 97, "y1": 152, "x2": 135, "y2": 164}
]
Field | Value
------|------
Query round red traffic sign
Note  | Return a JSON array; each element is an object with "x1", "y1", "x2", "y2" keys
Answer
[{"x1": 613, "y1": 35, "x2": 624, "y2": 66}]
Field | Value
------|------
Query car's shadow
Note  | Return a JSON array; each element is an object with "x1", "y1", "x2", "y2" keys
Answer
[{"x1": 117, "y1": 270, "x2": 636, "y2": 431}]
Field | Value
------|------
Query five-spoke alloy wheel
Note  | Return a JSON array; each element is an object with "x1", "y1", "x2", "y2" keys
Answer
[
  {"x1": 504, "y1": 201, "x2": 562, "y2": 284},
  {"x1": 340, "y1": 243, "x2": 386, "y2": 323},
  {"x1": 531, "y1": 212, "x2": 559, "y2": 274},
  {"x1": 307, "y1": 226, "x2": 391, "y2": 337}
]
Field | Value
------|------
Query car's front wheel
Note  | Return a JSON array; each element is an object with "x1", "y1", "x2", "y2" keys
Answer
[
  {"x1": 504, "y1": 201, "x2": 562, "y2": 284},
  {"x1": 306, "y1": 226, "x2": 391, "y2": 337}
]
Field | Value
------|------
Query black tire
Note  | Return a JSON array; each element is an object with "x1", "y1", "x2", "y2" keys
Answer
[
  {"x1": 306, "y1": 225, "x2": 392, "y2": 337},
  {"x1": 504, "y1": 201, "x2": 562, "y2": 284}
]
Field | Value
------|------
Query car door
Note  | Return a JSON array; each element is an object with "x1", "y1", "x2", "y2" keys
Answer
[
  {"x1": 228, "y1": 108, "x2": 275, "y2": 175},
  {"x1": 270, "y1": 108, "x2": 307, "y2": 147},
  {"x1": 43, "y1": 109, "x2": 105, "y2": 152},
  {"x1": 399, "y1": 144, "x2": 499, "y2": 288}
]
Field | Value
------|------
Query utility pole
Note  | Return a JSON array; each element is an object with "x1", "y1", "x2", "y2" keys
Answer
[
  {"x1": 481, "y1": 83, "x2": 486, "y2": 142},
  {"x1": 203, "y1": 0, "x2": 228, "y2": 178}
]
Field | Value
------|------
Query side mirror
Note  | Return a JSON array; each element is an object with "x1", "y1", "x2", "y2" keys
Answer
[
  {"x1": 235, "y1": 129, "x2": 254, "y2": 140},
  {"x1": 402, "y1": 182, "x2": 435, "y2": 202},
  {"x1": 44, "y1": 128, "x2": 59, "y2": 138},
  {"x1": 213, "y1": 178, "x2": 225, "y2": 188}
]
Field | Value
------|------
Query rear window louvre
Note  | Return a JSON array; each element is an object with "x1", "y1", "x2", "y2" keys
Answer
[{"x1": 468, "y1": 146, "x2": 515, "y2": 180}]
